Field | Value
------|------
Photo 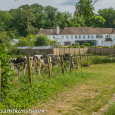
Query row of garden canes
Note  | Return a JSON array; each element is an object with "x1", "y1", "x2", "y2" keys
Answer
[{"x1": 0, "y1": 54, "x2": 115, "y2": 101}]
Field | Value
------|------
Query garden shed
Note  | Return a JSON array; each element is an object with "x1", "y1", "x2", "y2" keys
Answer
[{"x1": 18, "y1": 46, "x2": 56, "y2": 56}]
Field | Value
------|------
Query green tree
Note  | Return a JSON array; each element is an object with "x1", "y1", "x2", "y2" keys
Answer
[
  {"x1": 0, "y1": 10, "x2": 12, "y2": 31},
  {"x1": 74, "y1": 0, "x2": 94, "y2": 20},
  {"x1": 98, "y1": 8, "x2": 115, "y2": 28},
  {"x1": 86, "y1": 14, "x2": 106, "y2": 27},
  {"x1": 34, "y1": 34, "x2": 50, "y2": 46},
  {"x1": 0, "y1": 32, "x2": 11, "y2": 49},
  {"x1": 44, "y1": 6, "x2": 58, "y2": 28}
]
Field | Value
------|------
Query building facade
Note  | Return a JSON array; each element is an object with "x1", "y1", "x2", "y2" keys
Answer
[{"x1": 35, "y1": 27, "x2": 115, "y2": 46}]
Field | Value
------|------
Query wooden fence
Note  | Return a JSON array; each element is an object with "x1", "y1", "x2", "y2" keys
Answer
[
  {"x1": 19, "y1": 48, "x2": 88, "y2": 56},
  {"x1": 88, "y1": 48, "x2": 115, "y2": 55}
]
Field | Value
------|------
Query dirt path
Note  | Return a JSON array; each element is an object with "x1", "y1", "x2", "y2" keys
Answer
[
  {"x1": 28, "y1": 83, "x2": 100, "y2": 115},
  {"x1": 26, "y1": 63, "x2": 115, "y2": 115},
  {"x1": 92, "y1": 93, "x2": 115, "y2": 115}
]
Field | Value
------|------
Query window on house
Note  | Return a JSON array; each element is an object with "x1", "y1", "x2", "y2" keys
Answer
[
  {"x1": 101, "y1": 41, "x2": 103, "y2": 45},
  {"x1": 53, "y1": 36, "x2": 55, "y2": 38},
  {"x1": 71, "y1": 36, "x2": 73, "y2": 39},
  {"x1": 62, "y1": 36, "x2": 64, "y2": 39},
  {"x1": 83, "y1": 35, "x2": 85, "y2": 38},
  {"x1": 96, "y1": 35, "x2": 103, "y2": 38},
  {"x1": 75, "y1": 36, "x2": 77, "y2": 39},
  {"x1": 66, "y1": 36, "x2": 68, "y2": 39},
  {"x1": 91, "y1": 35, "x2": 93, "y2": 38},
  {"x1": 88, "y1": 35, "x2": 90, "y2": 38},
  {"x1": 107, "y1": 35, "x2": 110, "y2": 38},
  {"x1": 79, "y1": 35, "x2": 81, "y2": 39},
  {"x1": 96, "y1": 41, "x2": 98, "y2": 45}
]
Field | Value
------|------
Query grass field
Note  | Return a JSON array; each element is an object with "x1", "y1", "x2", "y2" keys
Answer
[{"x1": 1, "y1": 62, "x2": 115, "y2": 115}]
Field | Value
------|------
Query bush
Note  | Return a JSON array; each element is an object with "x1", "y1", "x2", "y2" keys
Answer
[
  {"x1": 91, "y1": 46, "x2": 98, "y2": 48},
  {"x1": 80, "y1": 45, "x2": 85, "y2": 48},
  {"x1": 101, "y1": 46, "x2": 110, "y2": 48},
  {"x1": 0, "y1": 44, "x2": 15, "y2": 97},
  {"x1": 73, "y1": 43, "x2": 80, "y2": 48},
  {"x1": 34, "y1": 34, "x2": 50, "y2": 46},
  {"x1": 50, "y1": 40, "x2": 58, "y2": 46},
  {"x1": 72, "y1": 43, "x2": 75, "y2": 47},
  {"x1": 81, "y1": 43, "x2": 90, "y2": 47},
  {"x1": 67, "y1": 45, "x2": 73, "y2": 48}
]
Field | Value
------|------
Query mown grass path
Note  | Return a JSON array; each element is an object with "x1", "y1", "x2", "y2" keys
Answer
[{"x1": 28, "y1": 63, "x2": 115, "y2": 115}]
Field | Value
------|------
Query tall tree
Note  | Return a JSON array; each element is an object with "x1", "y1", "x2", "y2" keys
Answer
[
  {"x1": 44, "y1": 6, "x2": 58, "y2": 28},
  {"x1": 74, "y1": 0, "x2": 94, "y2": 20},
  {"x1": 0, "y1": 10, "x2": 12, "y2": 31},
  {"x1": 98, "y1": 8, "x2": 115, "y2": 28},
  {"x1": 86, "y1": 14, "x2": 106, "y2": 28}
]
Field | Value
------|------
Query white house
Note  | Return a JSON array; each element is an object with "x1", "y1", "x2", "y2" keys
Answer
[
  {"x1": 35, "y1": 26, "x2": 115, "y2": 46},
  {"x1": 11, "y1": 39, "x2": 19, "y2": 45}
]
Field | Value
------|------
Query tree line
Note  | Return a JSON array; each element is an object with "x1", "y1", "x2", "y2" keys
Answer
[{"x1": 0, "y1": 2, "x2": 115, "y2": 54}]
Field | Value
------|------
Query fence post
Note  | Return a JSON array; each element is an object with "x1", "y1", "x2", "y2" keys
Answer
[
  {"x1": 17, "y1": 64, "x2": 20, "y2": 76},
  {"x1": 27, "y1": 54, "x2": 32, "y2": 87},
  {"x1": 74, "y1": 48, "x2": 75, "y2": 54},
  {"x1": 91, "y1": 55, "x2": 92, "y2": 65},
  {"x1": 59, "y1": 47, "x2": 60, "y2": 55},
  {"x1": 87, "y1": 55, "x2": 88, "y2": 62},
  {"x1": 106, "y1": 55, "x2": 107, "y2": 62},
  {"x1": 96, "y1": 55, "x2": 97, "y2": 63},
  {"x1": 81, "y1": 56, "x2": 82, "y2": 68},
  {"x1": 47, "y1": 56, "x2": 52, "y2": 78},
  {"x1": 79, "y1": 48, "x2": 80, "y2": 54},
  {"x1": 69, "y1": 54, "x2": 72, "y2": 72},
  {"x1": 61, "y1": 55, "x2": 65, "y2": 74},
  {"x1": 0, "y1": 61, "x2": 1, "y2": 103}
]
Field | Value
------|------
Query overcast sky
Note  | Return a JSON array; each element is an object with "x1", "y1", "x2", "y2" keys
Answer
[{"x1": 0, "y1": 0, "x2": 115, "y2": 15}]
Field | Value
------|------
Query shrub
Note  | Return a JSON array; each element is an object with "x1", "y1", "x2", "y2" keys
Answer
[
  {"x1": 82, "y1": 61, "x2": 90, "y2": 67},
  {"x1": 50, "y1": 40, "x2": 58, "y2": 46},
  {"x1": 67, "y1": 45, "x2": 73, "y2": 48},
  {"x1": 101, "y1": 46, "x2": 109, "y2": 48},
  {"x1": 34, "y1": 34, "x2": 50, "y2": 46},
  {"x1": 81, "y1": 43, "x2": 90, "y2": 47},
  {"x1": 73, "y1": 43, "x2": 80, "y2": 48},
  {"x1": 80, "y1": 45, "x2": 85, "y2": 48},
  {"x1": 72, "y1": 43, "x2": 75, "y2": 47},
  {"x1": 0, "y1": 44, "x2": 15, "y2": 97}
]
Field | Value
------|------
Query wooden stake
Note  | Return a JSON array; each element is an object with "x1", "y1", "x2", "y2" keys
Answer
[
  {"x1": 27, "y1": 54, "x2": 32, "y2": 87},
  {"x1": 81, "y1": 56, "x2": 82, "y2": 68},
  {"x1": 76, "y1": 55, "x2": 78, "y2": 69},
  {"x1": 61, "y1": 55, "x2": 65, "y2": 74},
  {"x1": 91, "y1": 55, "x2": 92, "y2": 65},
  {"x1": 87, "y1": 55, "x2": 88, "y2": 62},
  {"x1": 69, "y1": 55, "x2": 72, "y2": 72},
  {"x1": 47, "y1": 56, "x2": 52, "y2": 78},
  {"x1": 96, "y1": 55, "x2": 97, "y2": 63}
]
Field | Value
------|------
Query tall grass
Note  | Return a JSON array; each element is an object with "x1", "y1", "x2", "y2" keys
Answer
[
  {"x1": 104, "y1": 103, "x2": 115, "y2": 115},
  {"x1": 0, "y1": 63, "x2": 91, "y2": 110}
]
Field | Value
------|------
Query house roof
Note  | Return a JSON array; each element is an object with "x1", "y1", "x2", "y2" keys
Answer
[
  {"x1": 35, "y1": 29, "x2": 62, "y2": 35},
  {"x1": 35, "y1": 27, "x2": 115, "y2": 35},
  {"x1": 60, "y1": 27, "x2": 101, "y2": 35},
  {"x1": 105, "y1": 38, "x2": 113, "y2": 41},
  {"x1": 95, "y1": 28, "x2": 115, "y2": 34}
]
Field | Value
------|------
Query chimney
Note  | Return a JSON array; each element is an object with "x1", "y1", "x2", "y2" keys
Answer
[
  {"x1": 56, "y1": 26, "x2": 59, "y2": 35},
  {"x1": 82, "y1": 28, "x2": 84, "y2": 31},
  {"x1": 40, "y1": 28, "x2": 43, "y2": 30}
]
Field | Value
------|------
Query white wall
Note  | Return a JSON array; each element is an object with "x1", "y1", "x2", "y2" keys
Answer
[{"x1": 46, "y1": 34, "x2": 115, "y2": 46}]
